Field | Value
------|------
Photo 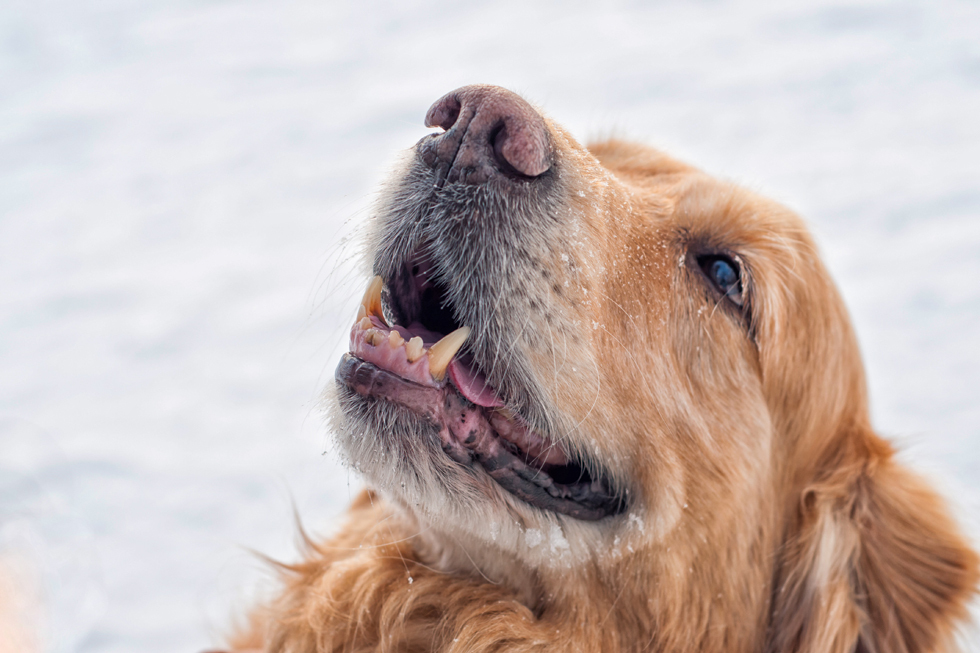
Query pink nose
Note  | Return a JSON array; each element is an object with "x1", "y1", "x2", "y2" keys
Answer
[{"x1": 420, "y1": 85, "x2": 552, "y2": 184}]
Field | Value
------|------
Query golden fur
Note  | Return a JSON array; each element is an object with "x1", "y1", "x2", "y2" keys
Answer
[{"x1": 227, "y1": 96, "x2": 978, "y2": 652}]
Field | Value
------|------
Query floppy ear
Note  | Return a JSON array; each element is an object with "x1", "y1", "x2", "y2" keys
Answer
[{"x1": 768, "y1": 438, "x2": 979, "y2": 653}]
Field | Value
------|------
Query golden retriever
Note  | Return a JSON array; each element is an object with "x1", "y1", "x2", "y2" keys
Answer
[{"x1": 227, "y1": 85, "x2": 978, "y2": 652}]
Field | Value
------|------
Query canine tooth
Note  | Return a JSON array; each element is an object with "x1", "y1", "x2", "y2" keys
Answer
[
  {"x1": 405, "y1": 336, "x2": 425, "y2": 362},
  {"x1": 427, "y1": 326, "x2": 470, "y2": 381},
  {"x1": 361, "y1": 276, "x2": 387, "y2": 325},
  {"x1": 358, "y1": 316, "x2": 373, "y2": 330},
  {"x1": 388, "y1": 330, "x2": 405, "y2": 347},
  {"x1": 366, "y1": 329, "x2": 385, "y2": 346},
  {"x1": 356, "y1": 304, "x2": 366, "y2": 320}
]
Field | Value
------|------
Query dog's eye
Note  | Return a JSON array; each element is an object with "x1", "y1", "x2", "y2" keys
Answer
[{"x1": 698, "y1": 254, "x2": 743, "y2": 304}]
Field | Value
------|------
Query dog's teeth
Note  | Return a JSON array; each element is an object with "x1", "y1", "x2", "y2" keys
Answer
[
  {"x1": 388, "y1": 330, "x2": 405, "y2": 347},
  {"x1": 356, "y1": 304, "x2": 366, "y2": 321},
  {"x1": 360, "y1": 276, "x2": 387, "y2": 325},
  {"x1": 427, "y1": 327, "x2": 471, "y2": 382},
  {"x1": 366, "y1": 329, "x2": 385, "y2": 346},
  {"x1": 406, "y1": 336, "x2": 425, "y2": 362},
  {"x1": 358, "y1": 316, "x2": 372, "y2": 330}
]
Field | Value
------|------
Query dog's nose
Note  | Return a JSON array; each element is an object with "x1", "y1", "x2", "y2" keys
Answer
[{"x1": 420, "y1": 85, "x2": 552, "y2": 184}]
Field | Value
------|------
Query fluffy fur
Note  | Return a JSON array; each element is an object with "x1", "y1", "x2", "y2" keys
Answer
[{"x1": 228, "y1": 91, "x2": 978, "y2": 653}]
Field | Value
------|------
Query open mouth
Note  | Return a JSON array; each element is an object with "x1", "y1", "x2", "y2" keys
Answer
[{"x1": 334, "y1": 255, "x2": 625, "y2": 521}]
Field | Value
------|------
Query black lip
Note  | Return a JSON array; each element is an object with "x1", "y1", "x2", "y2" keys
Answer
[{"x1": 336, "y1": 354, "x2": 626, "y2": 521}]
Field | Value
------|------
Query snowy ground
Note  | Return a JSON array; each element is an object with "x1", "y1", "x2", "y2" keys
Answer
[{"x1": 1, "y1": 0, "x2": 979, "y2": 650}]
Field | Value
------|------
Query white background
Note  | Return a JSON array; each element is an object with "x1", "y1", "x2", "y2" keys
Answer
[{"x1": 2, "y1": 0, "x2": 978, "y2": 650}]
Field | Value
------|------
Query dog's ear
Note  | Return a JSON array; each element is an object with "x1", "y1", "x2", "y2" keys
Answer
[{"x1": 768, "y1": 434, "x2": 978, "y2": 653}]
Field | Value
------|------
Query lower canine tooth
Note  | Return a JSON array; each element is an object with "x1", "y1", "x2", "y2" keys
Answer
[
  {"x1": 358, "y1": 316, "x2": 373, "y2": 330},
  {"x1": 405, "y1": 336, "x2": 424, "y2": 362},
  {"x1": 427, "y1": 326, "x2": 471, "y2": 381}
]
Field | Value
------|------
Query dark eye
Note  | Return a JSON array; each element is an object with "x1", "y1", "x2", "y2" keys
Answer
[{"x1": 697, "y1": 254, "x2": 743, "y2": 304}]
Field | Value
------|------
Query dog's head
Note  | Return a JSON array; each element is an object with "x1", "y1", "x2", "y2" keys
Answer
[{"x1": 331, "y1": 85, "x2": 977, "y2": 651}]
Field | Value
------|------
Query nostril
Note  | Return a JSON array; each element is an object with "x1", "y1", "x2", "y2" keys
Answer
[
  {"x1": 490, "y1": 123, "x2": 543, "y2": 178},
  {"x1": 490, "y1": 124, "x2": 512, "y2": 174},
  {"x1": 492, "y1": 120, "x2": 550, "y2": 178},
  {"x1": 425, "y1": 96, "x2": 461, "y2": 131}
]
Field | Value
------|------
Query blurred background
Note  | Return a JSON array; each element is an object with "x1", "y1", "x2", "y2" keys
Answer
[{"x1": 1, "y1": 0, "x2": 978, "y2": 650}]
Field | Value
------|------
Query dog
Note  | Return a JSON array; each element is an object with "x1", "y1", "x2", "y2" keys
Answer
[{"x1": 227, "y1": 85, "x2": 978, "y2": 652}]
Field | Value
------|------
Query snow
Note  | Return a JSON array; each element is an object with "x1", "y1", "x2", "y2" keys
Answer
[
  {"x1": 1, "y1": 0, "x2": 978, "y2": 650},
  {"x1": 525, "y1": 528, "x2": 544, "y2": 549}
]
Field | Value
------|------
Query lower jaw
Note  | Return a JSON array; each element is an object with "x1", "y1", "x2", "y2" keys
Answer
[{"x1": 335, "y1": 354, "x2": 626, "y2": 521}]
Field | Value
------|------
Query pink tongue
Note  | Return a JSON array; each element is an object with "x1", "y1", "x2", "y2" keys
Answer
[{"x1": 448, "y1": 359, "x2": 504, "y2": 408}]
